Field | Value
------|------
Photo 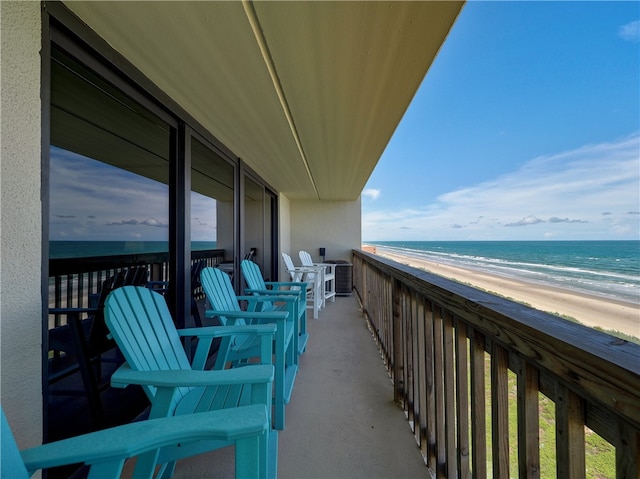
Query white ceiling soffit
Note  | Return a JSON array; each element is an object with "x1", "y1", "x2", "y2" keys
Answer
[{"x1": 63, "y1": 1, "x2": 463, "y2": 200}]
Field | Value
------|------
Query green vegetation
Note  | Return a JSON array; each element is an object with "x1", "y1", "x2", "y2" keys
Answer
[
  {"x1": 591, "y1": 326, "x2": 640, "y2": 345},
  {"x1": 480, "y1": 356, "x2": 616, "y2": 478},
  {"x1": 546, "y1": 312, "x2": 640, "y2": 344}
]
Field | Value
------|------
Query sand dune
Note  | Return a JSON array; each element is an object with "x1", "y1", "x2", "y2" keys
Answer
[{"x1": 369, "y1": 248, "x2": 639, "y2": 339}]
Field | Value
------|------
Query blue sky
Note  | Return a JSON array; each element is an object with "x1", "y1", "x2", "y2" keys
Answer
[{"x1": 362, "y1": 1, "x2": 640, "y2": 241}]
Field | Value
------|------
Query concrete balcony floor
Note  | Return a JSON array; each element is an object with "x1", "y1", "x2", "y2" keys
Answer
[{"x1": 171, "y1": 295, "x2": 427, "y2": 478}]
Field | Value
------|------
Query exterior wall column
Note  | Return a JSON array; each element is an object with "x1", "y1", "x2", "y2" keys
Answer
[
  {"x1": 0, "y1": 0, "x2": 44, "y2": 448},
  {"x1": 290, "y1": 198, "x2": 361, "y2": 263}
]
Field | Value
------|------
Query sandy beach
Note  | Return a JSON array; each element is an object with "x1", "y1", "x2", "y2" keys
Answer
[{"x1": 364, "y1": 246, "x2": 640, "y2": 339}]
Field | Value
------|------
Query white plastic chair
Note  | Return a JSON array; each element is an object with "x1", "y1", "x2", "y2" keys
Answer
[
  {"x1": 299, "y1": 250, "x2": 336, "y2": 307},
  {"x1": 281, "y1": 252, "x2": 323, "y2": 319}
]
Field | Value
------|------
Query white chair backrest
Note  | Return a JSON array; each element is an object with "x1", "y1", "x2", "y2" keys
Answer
[
  {"x1": 281, "y1": 253, "x2": 299, "y2": 281},
  {"x1": 299, "y1": 250, "x2": 314, "y2": 267}
]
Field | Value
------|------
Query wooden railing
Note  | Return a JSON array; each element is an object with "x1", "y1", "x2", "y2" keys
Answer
[{"x1": 352, "y1": 250, "x2": 639, "y2": 478}]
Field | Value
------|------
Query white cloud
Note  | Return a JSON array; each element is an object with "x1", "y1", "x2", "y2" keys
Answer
[
  {"x1": 140, "y1": 217, "x2": 168, "y2": 228},
  {"x1": 505, "y1": 216, "x2": 545, "y2": 227},
  {"x1": 619, "y1": 20, "x2": 640, "y2": 42},
  {"x1": 50, "y1": 147, "x2": 170, "y2": 240},
  {"x1": 362, "y1": 188, "x2": 381, "y2": 200},
  {"x1": 362, "y1": 134, "x2": 640, "y2": 240}
]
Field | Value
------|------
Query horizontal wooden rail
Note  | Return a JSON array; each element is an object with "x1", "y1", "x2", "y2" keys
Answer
[
  {"x1": 352, "y1": 249, "x2": 640, "y2": 478},
  {"x1": 48, "y1": 249, "x2": 225, "y2": 326}
]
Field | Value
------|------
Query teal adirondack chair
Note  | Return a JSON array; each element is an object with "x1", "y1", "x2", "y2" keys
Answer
[
  {"x1": 2, "y1": 406, "x2": 268, "y2": 479},
  {"x1": 103, "y1": 286, "x2": 278, "y2": 478},
  {"x1": 200, "y1": 266, "x2": 297, "y2": 431},
  {"x1": 240, "y1": 259, "x2": 309, "y2": 353}
]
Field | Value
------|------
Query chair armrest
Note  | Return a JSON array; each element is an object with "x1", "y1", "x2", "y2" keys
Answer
[
  {"x1": 111, "y1": 363, "x2": 274, "y2": 388},
  {"x1": 315, "y1": 263, "x2": 337, "y2": 272},
  {"x1": 179, "y1": 323, "x2": 279, "y2": 370},
  {"x1": 288, "y1": 265, "x2": 319, "y2": 271},
  {"x1": 236, "y1": 289, "x2": 299, "y2": 303},
  {"x1": 177, "y1": 323, "x2": 277, "y2": 338},
  {"x1": 238, "y1": 294, "x2": 297, "y2": 305},
  {"x1": 263, "y1": 281, "x2": 308, "y2": 288},
  {"x1": 20, "y1": 406, "x2": 268, "y2": 474},
  {"x1": 245, "y1": 287, "x2": 305, "y2": 296},
  {"x1": 202, "y1": 311, "x2": 288, "y2": 321}
]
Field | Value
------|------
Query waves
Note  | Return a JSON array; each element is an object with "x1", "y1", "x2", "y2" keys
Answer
[{"x1": 367, "y1": 240, "x2": 640, "y2": 305}]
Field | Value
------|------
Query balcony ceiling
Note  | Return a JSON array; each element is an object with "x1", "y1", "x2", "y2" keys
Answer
[{"x1": 62, "y1": 1, "x2": 463, "y2": 200}]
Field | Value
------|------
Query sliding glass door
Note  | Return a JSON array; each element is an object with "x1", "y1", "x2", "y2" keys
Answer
[{"x1": 243, "y1": 172, "x2": 278, "y2": 282}]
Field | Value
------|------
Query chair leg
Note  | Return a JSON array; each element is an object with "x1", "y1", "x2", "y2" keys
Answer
[
  {"x1": 68, "y1": 313, "x2": 105, "y2": 426},
  {"x1": 274, "y1": 326, "x2": 285, "y2": 430},
  {"x1": 86, "y1": 460, "x2": 126, "y2": 479},
  {"x1": 132, "y1": 449, "x2": 162, "y2": 479},
  {"x1": 313, "y1": 283, "x2": 320, "y2": 319},
  {"x1": 319, "y1": 273, "x2": 324, "y2": 310},
  {"x1": 159, "y1": 460, "x2": 177, "y2": 479},
  {"x1": 235, "y1": 433, "x2": 263, "y2": 479}
]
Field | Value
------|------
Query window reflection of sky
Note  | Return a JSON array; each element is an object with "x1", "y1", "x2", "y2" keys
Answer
[{"x1": 49, "y1": 146, "x2": 216, "y2": 241}]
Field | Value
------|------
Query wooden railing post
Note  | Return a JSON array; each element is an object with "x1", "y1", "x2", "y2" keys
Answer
[
  {"x1": 424, "y1": 299, "x2": 437, "y2": 470},
  {"x1": 455, "y1": 319, "x2": 470, "y2": 477},
  {"x1": 616, "y1": 423, "x2": 639, "y2": 479},
  {"x1": 433, "y1": 305, "x2": 446, "y2": 475},
  {"x1": 517, "y1": 358, "x2": 540, "y2": 479},
  {"x1": 443, "y1": 311, "x2": 457, "y2": 478},
  {"x1": 556, "y1": 383, "x2": 585, "y2": 478},
  {"x1": 491, "y1": 343, "x2": 510, "y2": 478},
  {"x1": 392, "y1": 277, "x2": 403, "y2": 405},
  {"x1": 470, "y1": 329, "x2": 487, "y2": 479}
]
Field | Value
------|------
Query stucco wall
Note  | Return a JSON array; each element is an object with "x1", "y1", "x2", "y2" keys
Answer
[
  {"x1": 289, "y1": 198, "x2": 361, "y2": 265},
  {"x1": 0, "y1": 1, "x2": 44, "y2": 448}
]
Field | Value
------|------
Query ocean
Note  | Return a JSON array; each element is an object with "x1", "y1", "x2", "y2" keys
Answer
[
  {"x1": 364, "y1": 240, "x2": 640, "y2": 305},
  {"x1": 49, "y1": 241, "x2": 217, "y2": 259},
  {"x1": 49, "y1": 240, "x2": 640, "y2": 304}
]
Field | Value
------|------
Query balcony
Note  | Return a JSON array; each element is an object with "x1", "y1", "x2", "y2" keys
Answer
[
  {"x1": 47, "y1": 250, "x2": 639, "y2": 478},
  {"x1": 169, "y1": 288, "x2": 428, "y2": 479}
]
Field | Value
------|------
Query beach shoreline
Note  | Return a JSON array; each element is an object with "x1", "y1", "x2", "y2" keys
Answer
[{"x1": 363, "y1": 245, "x2": 639, "y2": 339}]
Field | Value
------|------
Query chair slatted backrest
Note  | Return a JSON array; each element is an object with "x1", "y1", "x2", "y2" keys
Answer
[
  {"x1": 280, "y1": 253, "x2": 297, "y2": 281},
  {"x1": 241, "y1": 260, "x2": 266, "y2": 289},
  {"x1": 298, "y1": 250, "x2": 314, "y2": 267},
  {"x1": 240, "y1": 260, "x2": 277, "y2": 311},
  {"x1": 200, "y1": 267, "x2": 245, "y2": 325},
  {"x1": 87, "y1": 266, "x2": 149, "y2": 352},
  {"x1": 280, "y1": 254, "x2": 309, "y2": 286},
  {"x1": 281, "y1": 254, "x2": 310, "y2": 290},
  {"x1": 297, "y1": 251, "x2": 320, "y2": 282},
  {"x1": 104, "y1": 286, "x2": 192, "y2": 411}
]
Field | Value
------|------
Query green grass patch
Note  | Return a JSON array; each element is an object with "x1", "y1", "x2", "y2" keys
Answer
[{"x1": 478, "y1": 354, "x2": 617, "y2": 478}]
